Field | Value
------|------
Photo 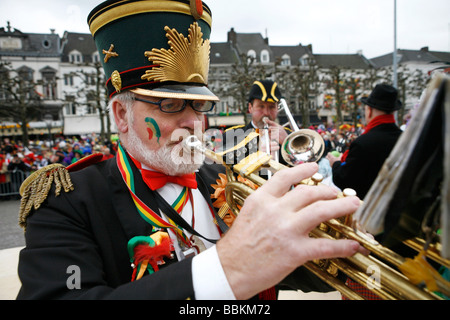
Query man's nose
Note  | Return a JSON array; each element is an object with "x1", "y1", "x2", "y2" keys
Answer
[
  {"x1": 262, "y1": 107, "x2": 271, "y2": 116},
  {"x1": 179, "y1": 106, "x2": 204, "y2": 132}
]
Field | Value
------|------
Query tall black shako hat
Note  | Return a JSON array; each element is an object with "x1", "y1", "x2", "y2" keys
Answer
[
  {"x1": 360, "y1": 84, "x2": 402, "y2": 112},
  {"x1": 248, "y1": 80, "x2": 282, "y2": 103},
  {"x1": 88, "y1": 0, "x2": 218, "y2": 101}
]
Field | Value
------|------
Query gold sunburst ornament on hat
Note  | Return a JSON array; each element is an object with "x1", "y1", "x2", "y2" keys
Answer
[{"x1": 142, "y1": 22, "x2": 210, "y2": 85}]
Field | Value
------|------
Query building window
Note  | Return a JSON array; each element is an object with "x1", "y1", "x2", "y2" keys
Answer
[
  {"x1": 69, "y1": 50, "x2": 83, "y2": 63},
  {"x1": 65, "y1": 96, "x2": 76, "y2": 115},
  {"x1": 85, "y1": 93, "x2": 97, "y2": 114},
  {"x1": 0, "y1": 65, "x2": 10, "y2": 100},
  {"x1": 64, "y1": 74, "x2": 74, "y2": 86},
  {"x1": 247, "y1": 50, "x2": 256, "y2": 62},
  {"x1": 281, "y1": 54, "x2": 291, "y2": 66},
  {"x1": 17, "y1": 66, "x2": 34, "y2": 81},
  {"x1": 41, "y1": 68, "x2": 57, "y2": 100},
  {"x1": 85, "y1": 74, "x2": 96, "y2": 86},
  {"x1": 299, "y1": 54, "x2": 309, "y2": 66},
  {"x1": 86, "y1": 104, "x2": 96, "y2": 114},
  {"x1": 92, "y1": 52, "x2": 100, "y2": 63},
  {"x1": 260, "y1": 49, "x2": 270, "y2": 63},
  {"x1": 16, "y1": 66, "x2": 37, "y2": 100},
  {"x1": 42, "y1": 39, "x2": 51, "y2": 49}
]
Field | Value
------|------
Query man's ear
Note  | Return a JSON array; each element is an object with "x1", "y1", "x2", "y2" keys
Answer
[
  {"x1": 366, "y1": 106, "x2": 373, "y2": 119},
  {"x1": 112, "y1": 99, "x2": 129, "y2": 133}
]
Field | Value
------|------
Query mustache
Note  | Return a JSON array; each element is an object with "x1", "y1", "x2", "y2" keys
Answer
[{"x1": 167, "y1": 128, "x2": 203, "y2": 146}]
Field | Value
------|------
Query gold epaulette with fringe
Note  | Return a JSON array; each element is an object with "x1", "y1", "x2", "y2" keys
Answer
[
  {"x1": 18, "y1": 153, "x2": 104, "y2": 231},
  {"x1": 19, "y1": 164, "x2": 74, "y2": 230}
]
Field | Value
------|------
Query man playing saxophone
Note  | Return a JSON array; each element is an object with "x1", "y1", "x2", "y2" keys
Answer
[{"x1": 16, "y1": 0, "x2": 363, "y2": 300}]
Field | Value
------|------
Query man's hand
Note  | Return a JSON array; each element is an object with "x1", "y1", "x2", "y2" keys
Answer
[
  {"x1": 260, "y1": 118, "x2": 288, "y2": 160},
  {"x1": 216, "y1": 162, "x2": 361, "y2": 300},
  {"x1": 326, "y1": 152, "x2": 341, "y2": 167},
  {"x1": 264, "y1": 118, "x2": 288, "y2": 145}
]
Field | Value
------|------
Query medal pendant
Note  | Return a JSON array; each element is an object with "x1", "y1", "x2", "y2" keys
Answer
[
  {"x1": 179, "y1": 237, "x2": 196, "y2": 259},
  {"x1": 190, "y1": 235, "x2": 207, "y2": 254}
]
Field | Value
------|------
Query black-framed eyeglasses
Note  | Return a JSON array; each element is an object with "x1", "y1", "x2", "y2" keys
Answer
[{"x1": 135, "y1": 97, "x2": 216, "y2": 113}]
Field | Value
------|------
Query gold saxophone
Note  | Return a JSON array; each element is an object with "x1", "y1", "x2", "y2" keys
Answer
[{"x1": 183, "y1": 90, "x2": 450, "y2": 299}]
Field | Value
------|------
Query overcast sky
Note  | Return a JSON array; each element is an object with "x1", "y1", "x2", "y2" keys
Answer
[{"x1": 0, "y1": 0, "x2": 449, "y2": 59}]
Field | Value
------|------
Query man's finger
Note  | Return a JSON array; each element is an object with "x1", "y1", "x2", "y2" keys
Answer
[
  {"x1": 294, "y1": 195, "x2": 361, "y2": 232},
  {"x1": 283, "y1": 183, "x2": 338, "y2": 212},
  {"x1": 259, "y1": 163, "x2": 319, "y2": 197},
  {"x1": 301, "y1": 238, "x2": 360, "y2": 262}
]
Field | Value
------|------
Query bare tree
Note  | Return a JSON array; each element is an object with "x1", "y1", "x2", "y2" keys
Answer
[
  {"x1": 378, "y1": 66, "x2": 429, "y2": 124},
  {"x1": 323, "y1": 66, "x2": 346, "y2": 128},
  {"x1": 219, "y1": 54, "x2": 268, "y2": 125},
  {"x1": 0, "y1": 61, "x2": 43, "y2": 146},
  {"x1": 62, "y1": 62, "x2": 110, "y2": 141},
  {"x1": 344, "y1": 76, "x2": 363, "y2": 128},
  {"x1": 289, "y1": 58, "x2": 321, "y2": 127}
]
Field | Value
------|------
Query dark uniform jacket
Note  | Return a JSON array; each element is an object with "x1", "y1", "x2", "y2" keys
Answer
[
  {"x1": 331, "y1": 123, "x2": 402, "y2": 200},
  {"x1": 17, "y1": 153, "x2": 331, "y2": 300},
  {"x1": 17, "y1": 156, "x2": 226, "y2": 299}
]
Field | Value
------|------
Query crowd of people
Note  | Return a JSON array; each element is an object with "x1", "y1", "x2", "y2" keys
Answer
[
  {"x1": 0, "y1": 111, "x2": 405, "y2": 205},
  {"x1": 0, "y1": 119, "x2": 368, "y2": 197},
  {"x1": 0, "y1": 134, "x2": 118, "y2": 197}
]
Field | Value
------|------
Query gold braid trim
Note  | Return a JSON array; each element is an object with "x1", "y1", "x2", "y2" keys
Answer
[{"x1": 19, "y1": 164, "x2": 74, "y2": 230}]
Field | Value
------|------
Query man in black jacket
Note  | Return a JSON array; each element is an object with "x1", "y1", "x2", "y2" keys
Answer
[
  {"x1": 17, "y1": 0, "x2": 363, "y2": 300},
  {"x1": 326, "y1": 84, "x2": 403, "y2": 300},
  {"x1": 327, "y1": 84, "x2": 403, "y2": 200}
]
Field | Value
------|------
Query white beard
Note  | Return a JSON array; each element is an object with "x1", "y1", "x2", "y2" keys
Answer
[{"x1": 127, "y1": 124, "x2": 203, "y2": 176}]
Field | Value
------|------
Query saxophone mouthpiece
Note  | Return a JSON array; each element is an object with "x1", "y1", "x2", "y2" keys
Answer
[{"x1": 183, "y1": 135, "x2": 203, "y2": 153}]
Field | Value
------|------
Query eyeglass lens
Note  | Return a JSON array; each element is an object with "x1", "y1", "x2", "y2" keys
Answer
[{"x1": 160, "y1": 99, "x2": 214, "y2": 113}]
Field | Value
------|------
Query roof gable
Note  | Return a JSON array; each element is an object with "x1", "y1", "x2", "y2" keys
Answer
[
  {"x1": 270, "y1": 45, "x2": 313, "y2": 65},
  {"x1": 210, "y1": 42, "x2": 239, "y2": 64},
  {"x1": 314, "y1": 53, "x2": 373, "y2": 69},
  {"x1": 370, "y1": 47, "x2": 450, "y2": 68},
  {"x1": 61, "y1": 32, "x2": 97, "y2": 63},
  {"x1": 228, "y1": 29, "x2": 272, "y2": 61},
  {"x1": 0, "y1": 28, "x2": 60, "y2": 57}
]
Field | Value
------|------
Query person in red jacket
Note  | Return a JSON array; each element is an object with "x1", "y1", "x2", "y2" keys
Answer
[
  {"x1": 327, "y1": 83, "x2": 403, "y2": 300},
  {"x1": 327, "y1": 84, "x2": 403, "y2": 200},
  {"x1": 0, "y1": 154, "x2": 7, "y2": 184}
]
